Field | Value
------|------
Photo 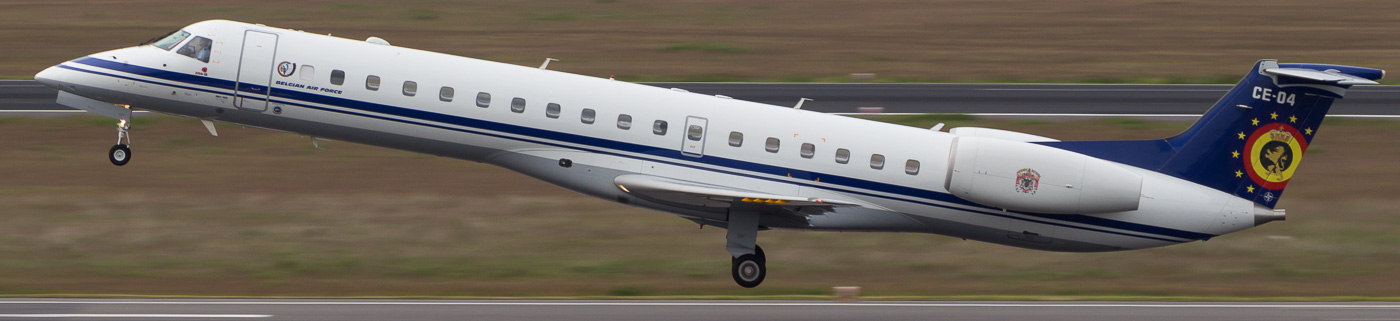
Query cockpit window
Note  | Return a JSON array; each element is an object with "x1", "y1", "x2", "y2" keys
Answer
[
  {"x1": 150, "y1": 30, "x2": 191, "y2": 51},
  {"x1": 176, "y1": 36, "x2": 213, "y2": 63}
]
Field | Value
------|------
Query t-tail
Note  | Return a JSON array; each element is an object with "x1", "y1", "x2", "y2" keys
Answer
[{"x1": 1042, "y1": 60, "x2": 1384, "y2": 208}]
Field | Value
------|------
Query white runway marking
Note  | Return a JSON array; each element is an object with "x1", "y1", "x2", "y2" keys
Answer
[
  {"x1": 2, "y1": 300, "x2": 1399, "y2": 309},
  {"x1": 0, "y1": 314, "x2": 270, "y2": 318}
]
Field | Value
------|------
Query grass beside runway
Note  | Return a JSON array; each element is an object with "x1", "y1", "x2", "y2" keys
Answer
[{"x1": 2, "y1": 114, "x2": 1400, "y2": 297}]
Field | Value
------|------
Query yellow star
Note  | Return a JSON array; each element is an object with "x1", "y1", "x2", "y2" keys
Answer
[
  {"x1": 1305, "y1": 127, "x2": 1314, "y2": 135},
  {"x1": 1246, "y1": 185, "x2": 1255, "y2": 193},
  {"x1": 1235, "y1": 170, "x2": 1243, "y2": 178},
  {"x1": 1231, "y1": 150, "x2": 1240, "y2": 158},
  {"x1": 1238, "y1": 132, "x2": 1246, "y2": 139},
  {"x1": 1251, "y1": 118, "x2": 1260, "y2": 126},
  {"x1": 1270, "y1": 112, "x2": 1278, "y2": 120},
  {"x1": 1289, "y1": 115, "x2": 1297, "y2": 123}
]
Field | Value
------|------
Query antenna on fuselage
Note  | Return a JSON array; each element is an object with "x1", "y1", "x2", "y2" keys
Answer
[
  {"x1": 793, "y1": 98, "x2": 813, "y2": 109},
  {"x1": 539, "y1": 58, "x2": 559, "y2": 70},
  {"x1": 201, "y1": 120, "x2": 219, "y2": 137},
  {"x1": 365, "y1": 37, "x2": 391, "y2": 46},
  {"x1": 310, "y1": 137, "x2": 330, "y2": 149}
]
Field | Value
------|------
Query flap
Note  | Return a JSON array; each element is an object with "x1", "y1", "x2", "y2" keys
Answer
[{"x1": 614, "y1": 174, "x2": 860, "y2": 208}]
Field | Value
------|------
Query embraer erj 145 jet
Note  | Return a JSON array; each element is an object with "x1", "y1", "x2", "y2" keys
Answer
[{"x1": 34, "y1": 20, "x2": 1383, "y2": 288}]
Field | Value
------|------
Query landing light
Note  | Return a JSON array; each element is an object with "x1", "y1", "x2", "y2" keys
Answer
[{"x1": 617, "y1": 185, "x2": 630, "y2": 193}]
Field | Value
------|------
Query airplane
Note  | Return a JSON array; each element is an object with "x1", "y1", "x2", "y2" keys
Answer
[{"x1": 33, "y1": 20, "x2": 1383, "y2": 288}]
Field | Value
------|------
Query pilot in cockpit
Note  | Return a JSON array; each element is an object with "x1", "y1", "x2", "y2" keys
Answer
[{"x1": 176, "y1": 36, "x2": 213, "y2": 63}]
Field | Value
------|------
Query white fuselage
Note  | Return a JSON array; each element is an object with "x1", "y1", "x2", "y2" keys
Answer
[{"x1": 35, "y1": 20, "x2": 1265, "y2": 253}]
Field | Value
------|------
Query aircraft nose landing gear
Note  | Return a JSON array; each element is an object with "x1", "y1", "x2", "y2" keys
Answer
[
  {"x1": 108, "y1": 144, "x2": 130, "y2": 166},
  {"x1": 109, "y1": 118, "x2": 132, "y2": 166}
]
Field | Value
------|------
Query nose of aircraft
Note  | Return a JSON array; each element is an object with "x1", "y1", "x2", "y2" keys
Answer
[{"x1": 34, "y1": 65, "x2": 64, "y2": 90}]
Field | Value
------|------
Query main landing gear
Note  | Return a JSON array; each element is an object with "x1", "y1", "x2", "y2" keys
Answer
[
  {"x1": 732, "y1": 244, "x2": 766, "y2": 288},
  {"x1": 726, "y1": 210, "x2": 767, "y2": 288},
  {"x1": 109, "y1": 118, "x2": 132, "y2": 166}
]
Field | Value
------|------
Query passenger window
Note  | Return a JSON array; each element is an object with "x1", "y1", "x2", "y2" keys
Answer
[
  {"x1": 175, "y1": 36, "x2": 213, "y2": 63},
  {"x1": 617, "y1": 114, "x2": 633, "y2": 129},
  {"x1": 476, "y1": 92, "x2": 491, "y2": 108},
  {"x1": 765, "y1": 137, "x2": 780, "y2": 153},
  {"x1": 511, "y1": 98, "x2": 526, "y2": 113},
  {"x1": 728, "y1": 131, "x2": 743, "y2": 147},
  {"x1": 402, "y1": 81, "x2": 417, "y2": 96},
  {"x1": 835, "y1": 148, "x2": 851, "y2": 164},
  {"x1": 546, "y1": 103, "x2": 562, "y2": 118},
  {"x1": 581, "y1": 108, "x2": 596, "y2": 124},
  {"x1": 653, "y1": 120, "x2": 668, "y2": 135},
  {"x1": 688, "y1": 125, "x2": 704, "y2": 141},
  {"x1": 330, "y1": 70, "x2": 345, "y2": 86},
  {"x1": 366, "y1": 75, "x2": 381, "y2": 91},
  {"x1": 439, "y1": 87, "x2": 454, "y2": 102},
  {"x1": 800, "y1": 143, "x2": 815, "y2": 159},
  {"x1": 905, "y1": 159, "x2": 921, "y2": 175},
  {"x1": 870, "y1": 154, "x2": 885, "y2": 170},
  {"x1": 300, "y1": 65, "x2": 315, "y2": 81}
]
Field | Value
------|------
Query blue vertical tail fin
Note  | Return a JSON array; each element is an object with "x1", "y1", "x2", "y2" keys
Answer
[{"x1": 1041, "y1": 60, "x2": 1383, "y2": 208}]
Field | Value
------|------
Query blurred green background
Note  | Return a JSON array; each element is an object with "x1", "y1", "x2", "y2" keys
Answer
[{"x1": 3, "y1": 0, "x2": 1400, "y2": 298}]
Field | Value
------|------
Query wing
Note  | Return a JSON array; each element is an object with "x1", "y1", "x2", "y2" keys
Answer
[{"x1": 613, "y1": 174, "x2": 860, "y2": 211}]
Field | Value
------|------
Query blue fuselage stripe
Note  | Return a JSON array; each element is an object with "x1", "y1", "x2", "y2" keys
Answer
[{"x1": 62, "y1": 57, "x2": 1212, "y2": 242}]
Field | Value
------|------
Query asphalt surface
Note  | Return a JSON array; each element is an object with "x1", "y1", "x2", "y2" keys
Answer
[
  {"x1": 1, "y1": 299, "x2": 1398, "y2": 321},
  {"x1": 5, "y1": 80, "x2": 1398, "y2": 116}
]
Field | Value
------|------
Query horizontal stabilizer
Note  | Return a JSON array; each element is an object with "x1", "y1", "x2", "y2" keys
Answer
[
  {"x1": 614, "y1": 174, "x2": 860, "y2": 208},
  {"x1": 1265, "y1": 68, "x2": 1379, "y2": 85}
]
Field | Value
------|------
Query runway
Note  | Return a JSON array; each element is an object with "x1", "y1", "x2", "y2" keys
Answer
[
  {"x1": 2, "y1": 299, "x2": 1398, "y2": 321},
  {"x1": 5, "y1": 80, "x2": 1399, "y2": 116}
]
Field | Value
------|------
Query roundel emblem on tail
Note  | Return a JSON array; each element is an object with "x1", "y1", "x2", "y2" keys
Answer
[
  {"x1": 277, "y1": 61, "x2": 296, "y2": 77},
  {"x1": 1244, "y1": 123, "x2": 1307, "y2": 190}
]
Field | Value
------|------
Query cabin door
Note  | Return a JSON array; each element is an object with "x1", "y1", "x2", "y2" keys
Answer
[
  {"x1": 234, "y1": 30, "x2": 279, "y2": 111},
  {"x1": 681, "y1": 116, "x2": 709, "y2": 157}
]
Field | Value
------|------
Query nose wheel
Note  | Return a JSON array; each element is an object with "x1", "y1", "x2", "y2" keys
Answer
[
  {"x1": 108, "y1": 144, "x2": 131, "y2": 166},
  {"x1": 109, "y1": 118, "x2": 132, "y2": 166}
]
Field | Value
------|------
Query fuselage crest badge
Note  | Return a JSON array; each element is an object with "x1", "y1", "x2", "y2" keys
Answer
[{"x1": 1016, "y1": 168, "x2": 1040, "y2": 195}]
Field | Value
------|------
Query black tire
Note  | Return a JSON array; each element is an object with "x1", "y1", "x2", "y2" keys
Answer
[
  {"x1": 109, "y1": 144, "x2": 131, "y2": 166},
  {"x1": 754, "y1": 245, "x2": 766, "y2": 263},
  {"x1": 731, "y1": 254, "x2": 766, "y2": 288}
]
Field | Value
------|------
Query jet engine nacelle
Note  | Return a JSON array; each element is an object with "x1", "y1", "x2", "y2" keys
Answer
[{"x1": 945, "y1": 137, "x2": 1143, "y2": 215}]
